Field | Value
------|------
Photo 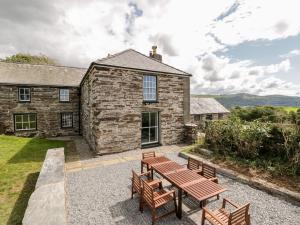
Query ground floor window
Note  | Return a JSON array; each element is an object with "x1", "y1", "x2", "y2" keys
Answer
[
  {"x1": 61, "y1": 113, "x2": 73, "y2": 128},
  {"x1": 141, "y1": 112, "x2": 159, "y2": 145},
  {"x1": 206, "y1": 114, "x2": 213, "y2": 120},
  {"x1": 14, "y1": 114, "x2": 37, "y2": 131}
]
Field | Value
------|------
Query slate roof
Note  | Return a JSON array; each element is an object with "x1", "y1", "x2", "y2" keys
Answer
[
  {"x1": 0, "y1": 62, "x2": 86, "y2": 87},
  {"x1": 93, "y1": 49, "x2": 191, "y2": 76},
  {"x1": 190, "y1": 97, "x2": 230, "y2": 114}
]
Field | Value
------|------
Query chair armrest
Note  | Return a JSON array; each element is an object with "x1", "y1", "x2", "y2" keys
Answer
[
  {"x1": 153, "y1": 190, "x2": 175, "y2": 201},
  {"x1": 203, "y1": 207, "x2": 227, "y2": 225},
  {"x1": 208, "y1": 177, "x2": 218, "y2": 183},
  {"x1": 139, "y1": 171, "x2": 151, "y2": 177},
  {"x1": 147, "y1": 179, "x2": 162, "y2": 187},
  {"x1": 223, "y1": 198, "x2": 240, "y2": 208}
]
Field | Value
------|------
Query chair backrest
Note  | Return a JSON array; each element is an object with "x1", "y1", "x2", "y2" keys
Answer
[
  {"x1": 229, "y1": 203, "x2": 250, "y2": 225},
  {"x1": 187, "y1": 157, "x2": 201, "y2": 170},
  {"x1": 202, "y1": 163, "x2": 216, "y2": 179},
  {"x1": 132, "y1": 170, "x2": 142, "y2": 194},
  {"x1": 142, "y1": 179, "x2": 154, "y2": 207},
  {"x1": 142, "y1": 151, "x2": 156, "y2": 159}
]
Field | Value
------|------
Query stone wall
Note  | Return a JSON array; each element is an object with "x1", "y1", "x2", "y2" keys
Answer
[
  {"x1": 0, "y1": 85, "x2": 80, "y2": 137},
  {"x1": 81, "y1": 67, "x2": 189, "y2": 155},
  {"x1": 190, "y1": 113, "x2": 230, "y2": 125},
  {"x1": 23, "y1": 148, "x2": 66, "y2": 225}
]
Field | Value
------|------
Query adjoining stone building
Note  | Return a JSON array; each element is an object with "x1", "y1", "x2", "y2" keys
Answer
[
  {"x1": 0, "y1": 62, "x2": 85, "y2": 136},
  {"x1": 190, "y1": 97, "x2": 230, "y2": 125},
  {"x1": 80, "y1": 48, "x2": 191, "y2": 154},
  {"x1": 0, "y1": 47, "x2": 191, "y2": 154}
]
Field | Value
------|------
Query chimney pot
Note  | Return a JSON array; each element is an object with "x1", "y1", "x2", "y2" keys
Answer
[{"x1": 149, "y1": 46, "x2": 162, "y2": 62}]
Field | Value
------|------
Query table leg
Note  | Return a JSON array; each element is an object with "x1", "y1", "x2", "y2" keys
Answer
[
  {"x1": 141, "y1": 162, "x2": 143, "y2": 173},
  {"x1": 151, "y1": 168, "x2": 154, "y2": 179},
  {"x1": 177, "y1": 189, "x2": 182, "y2": 219}
]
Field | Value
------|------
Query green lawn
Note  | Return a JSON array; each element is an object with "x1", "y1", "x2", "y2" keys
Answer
[{"x1": 0, "y1": 135, "x2": 65, "y2": 225}]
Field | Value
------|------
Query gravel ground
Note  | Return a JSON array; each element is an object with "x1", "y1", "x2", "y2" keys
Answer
[{"x1": 66, "y1": 152, "x2": 300, "y2": 225}]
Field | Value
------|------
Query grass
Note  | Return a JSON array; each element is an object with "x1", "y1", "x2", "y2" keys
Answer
[
  {"x1": 279, "y1": 106, "x2": 299, "y2": 112},
  {"x1": 0, "y1": 135, "x2": 65, "y2": 225}
]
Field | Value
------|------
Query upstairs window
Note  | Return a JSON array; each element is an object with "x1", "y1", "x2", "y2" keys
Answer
[
  {"x1": 143, "y1": 75, "x2": 157, "y2": 102},
  {"x1": 14, "y1": 114, "x2": 37, "y2": 131},
  {"x1": 18, "y1": 87, "x2": 31, "y2": 102},
  {"x1": 61, "y1": 113, "x2": 73, "y2": 128},
  {"x1": 59, "y1": 89, "x2": 70, "y2": 102}
]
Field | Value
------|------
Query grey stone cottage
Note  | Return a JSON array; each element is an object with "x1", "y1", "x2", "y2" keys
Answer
[
  {"x1": 190, "y1": 97, "x2": 230, "y2": 125},
  {"x1": 0, "y1": 47, "x2": 191, "y2": 155}
]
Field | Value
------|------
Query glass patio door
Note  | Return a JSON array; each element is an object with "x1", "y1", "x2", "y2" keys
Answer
[{"x1": 141, "y1": 112, "x2": 159, "y2": 145}]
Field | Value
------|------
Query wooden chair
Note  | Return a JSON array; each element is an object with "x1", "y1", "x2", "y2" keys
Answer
[
  {"x1": 141, "y1": 179, "x2": 177, "y2": 225},
  {"x1": 131, "y1": 170, "x2": 162, "y2": 211},
  {"x1": 201, "y1": 163, "x2": 219, "y2": 200},
  {"x1": 142, "y1": 151, "x2": 156, "y2": 159},
  {"x1": 187, "y1": 157, "x2": 202, "y2": 174},
  {"x1": 201, "y1": 198, "x2": 251, "y2": 225},
  {"x1": 142, "y1": 151, "x2": 156, "y2": 172}
]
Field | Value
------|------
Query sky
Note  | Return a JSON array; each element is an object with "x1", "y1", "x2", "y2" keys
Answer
[{"x1": 0, "y1": 0, "x2": 299, "y2": 96}]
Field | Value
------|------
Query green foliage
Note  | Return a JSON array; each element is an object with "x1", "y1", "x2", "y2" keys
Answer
[
  {"x1": 231, "y1": 106, "x2": 300, "y2": 124},
  {"x1": 4, "y1": 53, "x2": 57, "y2": 65},
  {"x1": 204, "y1": 119, "x2": 300, "y2": 175}
]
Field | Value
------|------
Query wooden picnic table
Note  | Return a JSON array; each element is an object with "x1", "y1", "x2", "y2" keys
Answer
[
  {"x1": 140, "y1": 156, "x2": 171, "y2": 173},
  {"x1": 150, "y1": 157, "x2": 227, "y2": 219}
]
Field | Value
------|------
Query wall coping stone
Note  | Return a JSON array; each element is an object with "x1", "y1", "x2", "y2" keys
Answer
[
  {"x1": 179, "y1": 151, "x2": 300, "y2": 206},
  {"x1": 23, "y1": 148, "x2": 66, "y2": 225}
]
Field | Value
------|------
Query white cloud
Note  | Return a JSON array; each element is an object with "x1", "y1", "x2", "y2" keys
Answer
[
  {"x1": 0, "y1": 0, "x2": 300, "y2": 96},
  {"x1": 280, "y1": 49, "x2": 300, "y2": 58}
]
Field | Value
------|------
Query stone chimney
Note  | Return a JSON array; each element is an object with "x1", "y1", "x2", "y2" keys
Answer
[{"x1": 149, "y1": 46, "x2": 162, "y2": 62}]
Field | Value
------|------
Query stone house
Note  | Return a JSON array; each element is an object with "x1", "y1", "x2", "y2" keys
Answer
[
  {"x1": 0, "y1": 62, "x2": 85, "y2": 136},
  {"x1": 190, "y1": 97, "x2": 230, "y2": 125},
  {"x1": 0, "y1": 47, "x2": 191, "y2": 155}
]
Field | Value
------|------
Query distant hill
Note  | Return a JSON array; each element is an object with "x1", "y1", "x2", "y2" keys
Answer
[{"x1": 192, "y1": 93, "x2": 300, "y2": 109}]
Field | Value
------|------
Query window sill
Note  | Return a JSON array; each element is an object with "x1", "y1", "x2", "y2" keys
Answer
[
  {"x1": 141, "y1": 142, "x2": 161, "y2": 149},
  {"x1": 143, "y1": 101, "x2": 159, "y2": 104}
]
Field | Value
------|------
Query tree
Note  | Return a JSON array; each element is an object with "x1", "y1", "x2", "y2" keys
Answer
[{"x1": 4, "y1": 53, "x2": 57, "y2": 65}]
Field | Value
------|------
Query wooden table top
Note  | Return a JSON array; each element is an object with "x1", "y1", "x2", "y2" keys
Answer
[
  {"x1": 183, "y1": 179, "x2": 227, "y2": 201},
  {"x1": 164, "y1": 169, "x2": 206, "y2": 188},
  {"x1": 141, "y1": 156, "x2": 171, "y2": 166},
  {"x1": 151, "y1": 161, "x2": 185, "y2": 175}
]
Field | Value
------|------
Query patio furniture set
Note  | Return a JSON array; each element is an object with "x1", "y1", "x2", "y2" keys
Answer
[{"x1": 131, "y1": 151, "x2": 251, "y2": 225}]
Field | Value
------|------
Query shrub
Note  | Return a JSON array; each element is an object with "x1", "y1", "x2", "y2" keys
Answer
[{"x1": 204, "y1": 118, "x2": 300, "y2": 175}]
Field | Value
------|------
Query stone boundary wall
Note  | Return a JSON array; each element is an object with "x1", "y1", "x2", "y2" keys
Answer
[{"x1": 23, "y1": 148, "x2": 66, "y2": 225}]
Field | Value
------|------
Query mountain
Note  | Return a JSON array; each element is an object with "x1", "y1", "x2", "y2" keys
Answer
[{"x1": 192, "y1": 93, "x2": 300, "y2": 109}]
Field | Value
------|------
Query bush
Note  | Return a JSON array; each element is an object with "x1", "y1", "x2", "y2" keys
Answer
[{"x1": 205, "y1": 118, "x2": 300, "y2": 175}]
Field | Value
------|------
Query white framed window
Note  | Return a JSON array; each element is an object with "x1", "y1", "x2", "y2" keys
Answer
[
  {"x1": 141, "y1": 112, "x2": 159, "y2": 145},
  {"x1": 143, "y1": 75, "x2": 157, "y2": 101},
  {"x1": 61, "y1": 113, "x2": 73, "y2": 128},
  {"x1": 14, "y1": 114, "x2": 37, "y2": 131},
  {"x1": 59, "y1": 89, "x2": 70, "y2": 102},
  {"x1": 18, "y1": 87, "x2": 31, "y2": 102}
]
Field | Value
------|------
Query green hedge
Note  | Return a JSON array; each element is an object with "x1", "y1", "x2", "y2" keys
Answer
[{"x1": 205, "y1": 119, "x2": 300, "y2": 175}]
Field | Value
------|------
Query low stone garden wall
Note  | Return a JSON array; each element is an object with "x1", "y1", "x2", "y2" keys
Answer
[{"x1": 22, "y1": 148, "x2": 66, "y2": 225}]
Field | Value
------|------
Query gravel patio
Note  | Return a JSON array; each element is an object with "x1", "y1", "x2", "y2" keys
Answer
[{"x1": 65, "y1": 144, "x2": 300, "y2": 225}]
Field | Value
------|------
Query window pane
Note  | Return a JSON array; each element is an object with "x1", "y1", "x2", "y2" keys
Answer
[
  {"x1": 60, "y1": 89, "x2": 69, "y2": 101},
  {"x1": 142, "y1": 113, "x2": 149, "y2": 127},
  {"x1": 25, "y1": 88, "x2": 30, "y2": 94},
  {"x1": 15, "y1": 115, "x2": 22, "y2": 122},
  {"x1": 30, "y1": 122, "x2": 36, "y2": 129},
  {"x1": 16, "y1": 123, "x2": 23, "y2": 130},
  {"x1": 29, "y1": 114, "x2": 36, "y2": 121},
  {"x1": 23, "y1": 122, "x2": 29, "y2": 130},
  {"x1": 143, "y1": 75, "x2": 156, "y2": 101},
  {"x1": 150, "y1": 127, "x2": 157, "y2": 142},
  {"x1": 150, "y1": 112, "x2": 157, "y2": 126},
  {"x1": 141, "y1": 128, "x2": 149, "y2": 143}
]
